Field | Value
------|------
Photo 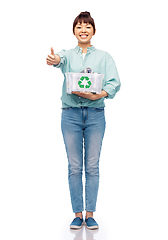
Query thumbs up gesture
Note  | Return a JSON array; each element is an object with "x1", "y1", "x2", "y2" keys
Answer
[{"x1": 46, "y1": 47, "x2": 60, "y2": 65}]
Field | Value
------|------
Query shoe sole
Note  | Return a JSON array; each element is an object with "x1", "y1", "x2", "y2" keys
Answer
[
  {"x1": 70, "y1": 222, "x2": 85, "y2": 230},
  {"x1": 86, "y1": 225, "x2": 99, "y2": 230}
]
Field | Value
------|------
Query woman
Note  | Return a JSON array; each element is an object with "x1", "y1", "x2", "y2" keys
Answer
[{"x1": 46, "y1": 11, "x2": 120, "y2": 230}]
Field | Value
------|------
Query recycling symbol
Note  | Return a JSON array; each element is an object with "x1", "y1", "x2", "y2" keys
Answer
[{"x1": 78, "y1": 76, "x2": 92, "y2": 89}]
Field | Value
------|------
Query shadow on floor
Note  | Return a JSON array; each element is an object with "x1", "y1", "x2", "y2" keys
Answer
[{"x1": 70, "y1": 226, "x2": 99, "y2": 239}]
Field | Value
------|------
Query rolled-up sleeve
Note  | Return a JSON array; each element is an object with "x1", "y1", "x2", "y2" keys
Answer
[
  {"x1": 53, "y1": 49, "x2": 68, "y2": 72},
  {"x1": 103, "y1": 53, "x2": 121, "y2": 99}
]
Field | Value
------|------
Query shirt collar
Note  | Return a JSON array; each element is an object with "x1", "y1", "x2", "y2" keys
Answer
[{"x1": 75, "y1": 45, "x2": 96, "y2": 54}]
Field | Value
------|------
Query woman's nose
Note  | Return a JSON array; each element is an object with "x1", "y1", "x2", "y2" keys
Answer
[{"x1": 82, "y1": 26, "x2": 86, "y2": 32}]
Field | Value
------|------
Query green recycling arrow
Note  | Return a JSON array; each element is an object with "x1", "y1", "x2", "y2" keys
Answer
[{"x1": 78, "y1": 76, "x2": 92, "y2": 89}]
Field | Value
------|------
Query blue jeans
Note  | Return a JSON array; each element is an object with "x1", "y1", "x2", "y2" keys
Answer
[{"x1": 61, "y1": 107, "x2": 106, "y2": 213}]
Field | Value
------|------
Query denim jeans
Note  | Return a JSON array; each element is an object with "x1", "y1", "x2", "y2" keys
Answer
[{"x1": 61, "y1": 107, "x2": 106, "y2": 213}]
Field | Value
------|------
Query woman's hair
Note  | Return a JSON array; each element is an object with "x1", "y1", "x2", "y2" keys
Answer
[{"x1": 73, "y1": 11, "x2": 96, "y2": 34}]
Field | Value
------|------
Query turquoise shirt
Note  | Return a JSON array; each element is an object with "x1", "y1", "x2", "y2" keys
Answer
[{"x1": 54, "y1": 45, "x2": 121, "y2": 108}]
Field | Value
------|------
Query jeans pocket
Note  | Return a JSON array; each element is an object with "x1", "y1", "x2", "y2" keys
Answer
[{"x1": 94, "y1": 107, "x2": 104, "y2": 112}]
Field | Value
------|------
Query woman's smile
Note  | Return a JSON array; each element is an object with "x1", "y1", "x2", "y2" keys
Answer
[{"x1": 79, "y1": 34, "x2": 88, "y2": 39}]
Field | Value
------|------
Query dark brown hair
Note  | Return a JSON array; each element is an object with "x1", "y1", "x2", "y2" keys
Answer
[{"x1": 73, "y1": 11, "x2": 96, "y2": 34}]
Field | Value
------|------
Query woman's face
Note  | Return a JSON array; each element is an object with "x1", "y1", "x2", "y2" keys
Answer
[{"x1": 74, "y1": 21, "x2": 95, "y2": 45}]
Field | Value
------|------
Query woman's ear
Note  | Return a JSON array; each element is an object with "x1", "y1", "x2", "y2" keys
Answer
[{"x1": 93, "y1": 29, "x2": 96, "y2": 36}]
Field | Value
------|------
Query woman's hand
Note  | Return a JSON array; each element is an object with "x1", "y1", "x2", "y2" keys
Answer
[
  {"x1": 72, "y1": 90, "x2": 108, "y2": 100},
  {"x1": 46, "y1": 47, "x2": 60, "y2": 65}
]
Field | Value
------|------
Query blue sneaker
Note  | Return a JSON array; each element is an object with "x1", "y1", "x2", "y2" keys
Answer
[
  {"x1": 85, "y1": 217, "x2": 99, "y2": 230},
  {"x1": 70, "y1": 217, "x2": 84, "y2": 229}
]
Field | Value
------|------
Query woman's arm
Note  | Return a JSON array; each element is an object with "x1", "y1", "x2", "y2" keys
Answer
[
  {"x1": 72, "y1": 90, "x2": 108, "y2": 100},
  {"x1": 46, "y1": 47, "x2": 61, "y2": 66},
  {"x1": 102, "y1": 53, "x2": 121, "y2": 99}
]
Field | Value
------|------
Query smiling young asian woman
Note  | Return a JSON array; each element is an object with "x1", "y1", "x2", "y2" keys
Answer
[{"x1": 46, "y1": 11, "x2": 121, "y2": 230}]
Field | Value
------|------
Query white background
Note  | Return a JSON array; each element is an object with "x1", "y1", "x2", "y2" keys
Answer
[{"x1": 0, "y1": 0, "x2": 168, "y2": 239}]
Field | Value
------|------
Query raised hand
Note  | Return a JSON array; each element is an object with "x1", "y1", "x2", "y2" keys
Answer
[{"x1": 46, "y1": 47, "x2": 60, "y2": 65}]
